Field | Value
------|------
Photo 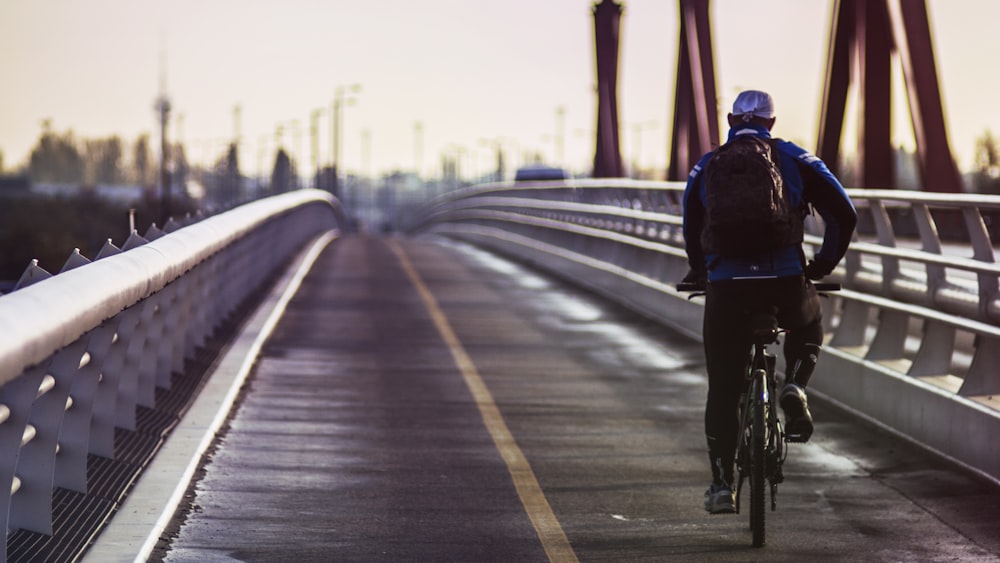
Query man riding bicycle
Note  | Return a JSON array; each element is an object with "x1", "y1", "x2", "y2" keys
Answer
[{"x1": 681, "y1": 90, "x2": 857, "y2": 514}]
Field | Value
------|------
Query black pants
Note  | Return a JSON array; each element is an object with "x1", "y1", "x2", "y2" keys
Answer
[{"x1": 702, "y1": 275, "x2": 823, "y2": 484}]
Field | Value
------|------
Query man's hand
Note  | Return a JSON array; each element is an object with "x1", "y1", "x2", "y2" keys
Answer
[{"x1": 804, "y1": 257, "x2": 836, "y2": 280}]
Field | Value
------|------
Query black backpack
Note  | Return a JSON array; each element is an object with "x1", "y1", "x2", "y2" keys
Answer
[{"x1": 700, "y1": 136, "x2": 804, "y2": 258}]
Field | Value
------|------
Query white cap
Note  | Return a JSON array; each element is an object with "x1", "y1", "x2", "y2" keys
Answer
[{"x1": 732, "y1": 90, "x2": 775, "y2": 120}]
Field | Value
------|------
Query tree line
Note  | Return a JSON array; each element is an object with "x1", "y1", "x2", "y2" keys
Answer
[
  {"x1": 0, "y1": 125, "x2": 201, "y2": 285},
  {"x1": 972, "y1": 130, "x2": 1000, "y2": 194},
  {"x1": 4, "y1": 121, "x2": 163, "y2": 187},
  {"x1": 0, "y1": 122, "x2": 306, "y2": 197},
  {"x1": 0, "y1": 124, "x2": 317, "y2": 286}
]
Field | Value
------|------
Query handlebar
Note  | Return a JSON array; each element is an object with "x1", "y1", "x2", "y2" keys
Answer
[{"x1": 676, "y1": 282, "x2": 705, "y2": 292}]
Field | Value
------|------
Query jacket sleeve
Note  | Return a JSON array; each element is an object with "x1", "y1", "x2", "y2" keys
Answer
[
  {"x1": 794, "y1": 152, "x2": 857, "y2": 265},
  {"x1": 682, "y1": 158, "x2": 709, "y2": 272}
]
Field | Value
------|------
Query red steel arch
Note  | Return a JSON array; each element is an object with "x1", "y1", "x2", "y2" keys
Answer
[{"x1": 661, "y1": 0, "x2": 961, "y2": 192}]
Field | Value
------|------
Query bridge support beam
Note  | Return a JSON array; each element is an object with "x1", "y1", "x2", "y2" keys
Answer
[
  {"x1": 666, "y1": 0, "x2": 719, "y2": 181},
  {"x1": 818, "y1": 0, "x2": 963, "y2": 192},
  {"x1": 887, "y1": 0, "x2": 964, "y2": 193},
  {"x1": 592, "y1": 0, "x2": 625, "y2": 178}
]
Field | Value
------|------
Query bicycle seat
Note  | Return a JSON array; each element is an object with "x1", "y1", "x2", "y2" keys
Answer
[{"x1": 749, "y1": 308, "x2": 780, "y2": 344}]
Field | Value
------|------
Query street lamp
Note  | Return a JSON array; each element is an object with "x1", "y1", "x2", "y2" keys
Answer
[
  {"x1": 310, "y1": 109, "x2": 324, "y2": 188},
  {"x1": 479, "y1": 138, "x2": 505, "y2": 183},
  {"x1": 273, "y1": 119, "x2": 304, "y2": 189},
  {"x1": 257, "y1": 134, "x2": 267, "y2": 197},
  {"x1": 289, "y1": 119, "x2": 302, "y2": 188},
  {"x1": 442, "y1": 144, "x2": 467, "y2": 190},
  {"x1": 331, "y1": 84, "x2": 361, "y2": 196},
  {"x1": 631, "y1": 120, "x2": 657, "y2": 179},
  {"x1": 555, "y1": 105, "x2": 566, "y2": 167}
]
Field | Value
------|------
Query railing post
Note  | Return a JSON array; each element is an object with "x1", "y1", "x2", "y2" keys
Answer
[
  {"x1": 865, "y1": 309, "x2": 909, "y2": 361},
  {"x1": 115, "y1": 302, "x2": 147, "y2": 431},
  {"x1": 869, "y1": 200, "x2": 900, "y2": 296},
  {"x1": 91, "y1": 309, "x2": 137, "y2": 458},
  {"x1": 135, "y1": 294, "x2": 163, "y2": 409},
  {"x1": 153, "y1": 281, "x2": 181, "y2": 390},
  {"x1": 961, "y1": 207, "x2": 1000, "y2": 320},
  {"x1": 56, "y1": 323, "x2": 116, "y2": 493},
  {"x1": 0, "y1": 369, "x2": 45, "y2": 561},
  {"x1": 910, "y1": 202, "x2": 945, "y2": 305},
  {"x1": 9, "y1": 341, "x2": 85, "y2": 535},
  {"x1": 908, "y1": 321, "x2": 955, "y2": 377},
  {"x1": 962, "y1": 335, "x2": 1000, "y2": 396}
]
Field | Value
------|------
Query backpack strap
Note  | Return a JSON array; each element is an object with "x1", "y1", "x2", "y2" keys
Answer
[
  {"x1": 766, "y1": 137, "x2": 782, "y2": 167},
  {"x1": 767, "y1": 137, "x2": 811, "y2": 216}
]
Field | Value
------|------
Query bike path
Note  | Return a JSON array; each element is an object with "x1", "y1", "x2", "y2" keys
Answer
[{"x1": 150, "y1": 234, "x2": 999, "y2": 562}]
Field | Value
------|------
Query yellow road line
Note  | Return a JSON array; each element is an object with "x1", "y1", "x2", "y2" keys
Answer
[{"x1": 389, "y1": 240, "x2": 579, "y2": 563}]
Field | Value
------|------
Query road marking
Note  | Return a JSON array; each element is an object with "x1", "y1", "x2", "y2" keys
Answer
[{"x1": 389, "y1": 240, "x2": 579, "y2": 563}]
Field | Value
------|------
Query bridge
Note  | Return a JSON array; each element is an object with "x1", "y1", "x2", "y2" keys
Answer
[
  {"x1": 4, "y1": 0, "x2": 1000, "y2": 560},
  {"x1": 1, "y1": 184, "x2": 1000, "y2": 561}
]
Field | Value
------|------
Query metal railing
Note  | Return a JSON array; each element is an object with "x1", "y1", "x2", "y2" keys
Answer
[
  {"x1": 0, "y1": 189, "x2": 341, "y2": 561},
  {"x1": 405, "y1": 179, "x2": 1000, "y2": 485}
]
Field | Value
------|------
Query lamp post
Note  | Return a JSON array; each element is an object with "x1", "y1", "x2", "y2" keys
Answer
[
  {"x1": 331, "y1": 84, "x2": 361, "y2": 197},
  {"x1": 155, "y1": 93, "x2": 171, "y2": 225},
  {"x1": 479, "y1": 138, "x2": 505, "y2": 183},
  {"x1": 289, "y1": 119, "x2": 301, "y2": 189},
  {"x1": 257, "y1": 134, "x2": 267, "y2": 197},
  {"x1": 310, "y1": 109, "x2": 324, "y2": 189},
  {"x1": 454, "y1": 145, "x2": 468, "y2": 186},
  {"x1": 631, "y1": 120, "x2": 657, "y2": 179},
  {"x1": 555, "y1": 105, "x2": 566, "y2": 167},
  {"x1": 414, "y1": 121, "x2": 423, "y2": 177}
]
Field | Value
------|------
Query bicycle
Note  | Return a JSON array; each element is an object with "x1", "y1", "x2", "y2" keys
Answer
[{"x1": 677, "y1": 280, "x2": 840, "y2": 547}]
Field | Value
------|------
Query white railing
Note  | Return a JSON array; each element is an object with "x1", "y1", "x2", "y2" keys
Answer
[
  {"x1": 0, "y1": 189, "x2": 341, "y2": 561},
  {"x1": 406, "y1": 179, "x2": 1000, "y2": 485}
]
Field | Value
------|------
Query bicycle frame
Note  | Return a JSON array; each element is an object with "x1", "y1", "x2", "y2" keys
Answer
[{"x1": 734, "y1": 312, "x2": 784, "y2": 548}]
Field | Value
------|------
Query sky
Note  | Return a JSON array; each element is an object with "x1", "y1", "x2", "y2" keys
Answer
[{"x1": 1, "y1": 0, "x2": 998, "y2": 182}]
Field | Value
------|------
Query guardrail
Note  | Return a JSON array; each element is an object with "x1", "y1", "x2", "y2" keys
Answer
[
  {"x1": 405, "y1": 179, "x2": 1000, "y2": 485},
  {"x1": 0, "y1": 189, "x2": 341, "y2": 562}
]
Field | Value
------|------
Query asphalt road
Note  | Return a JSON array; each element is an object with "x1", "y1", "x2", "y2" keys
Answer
[{"x1": 154, "y1": 235, "x2": 1000, "y2": 562}]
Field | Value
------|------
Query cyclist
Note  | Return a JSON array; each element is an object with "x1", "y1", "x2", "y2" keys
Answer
[{"x1": 681, "y1": 90, "x2": 857, "y2": 514}]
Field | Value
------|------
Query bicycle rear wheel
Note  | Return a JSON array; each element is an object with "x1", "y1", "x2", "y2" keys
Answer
[{"x1": 749, "y1": 373, "x2": 767, "y2": 547}]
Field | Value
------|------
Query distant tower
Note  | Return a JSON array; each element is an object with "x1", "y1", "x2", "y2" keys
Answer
[
  {"x1": 155, "y1": 48, "x2": 172, "y2": 225},
  {"x1": 592, "y1": 0, "x2": 625, "y2": 178}
]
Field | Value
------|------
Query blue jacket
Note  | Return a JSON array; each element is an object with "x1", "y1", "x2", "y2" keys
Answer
[{"x1": 682, "y1": 124, "x2": 857, "y2": 282}]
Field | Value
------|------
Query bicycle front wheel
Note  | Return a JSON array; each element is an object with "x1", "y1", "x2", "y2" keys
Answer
[{"x1": 750, "y1": 373, "x2": 767, "y2": 547}]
